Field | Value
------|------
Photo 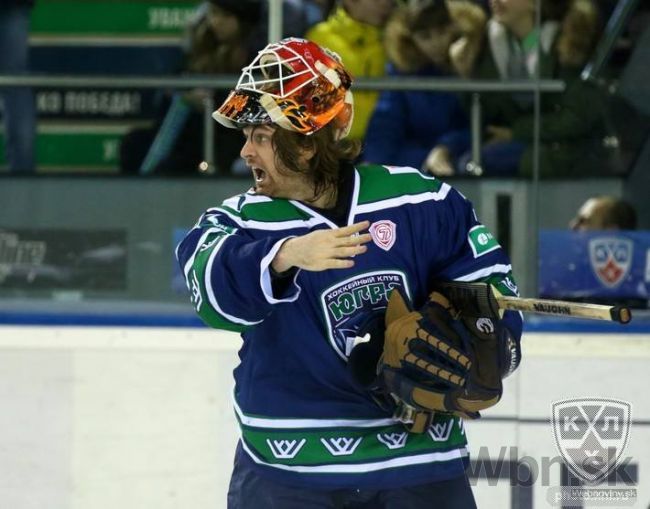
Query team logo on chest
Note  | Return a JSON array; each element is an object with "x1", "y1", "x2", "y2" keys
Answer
[
  {"x1": 320, "y1": 271, "x2": 411, "y2": 360},
  {"x1": 369, "y1": 220, "x2": 397, "y2": 251}
]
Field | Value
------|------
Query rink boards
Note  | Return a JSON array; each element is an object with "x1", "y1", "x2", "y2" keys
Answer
[{"x1": 0, "y1": 325, "x2": 648, "y2": 509}]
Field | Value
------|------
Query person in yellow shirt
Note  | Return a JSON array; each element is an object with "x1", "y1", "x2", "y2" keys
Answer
[{"x1": 306, "y1": 0, "x2": 395, "y2": 142}]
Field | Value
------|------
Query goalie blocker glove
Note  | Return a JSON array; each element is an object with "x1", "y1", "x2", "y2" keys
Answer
[{"x1": 349, "y1": 287, "x2": 521, "y2": 433}]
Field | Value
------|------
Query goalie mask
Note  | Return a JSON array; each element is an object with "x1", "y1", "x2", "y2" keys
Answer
[{"x1": 212, "y1": 37, "x2": 354, "y2": 140}]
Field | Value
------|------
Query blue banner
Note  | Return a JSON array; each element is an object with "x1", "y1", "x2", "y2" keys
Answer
[{"x1": 538, "y1": 230, "x2": 650, "y2": 301}]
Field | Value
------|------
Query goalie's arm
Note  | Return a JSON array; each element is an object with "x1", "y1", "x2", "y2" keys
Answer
[
  {"x1": 176, "y1": 210, "x2": 301, "y2": 332},
  {"x1": 424, "y1": 186, "x2": 524, "y2": 369}
]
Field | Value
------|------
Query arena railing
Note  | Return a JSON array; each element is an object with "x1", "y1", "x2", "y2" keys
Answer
[
  {"x1": 0, "y1": 73, "x2": 564, "y2": 176},
  {"x1": 0, "y1": 73, "x2": 565, "y2": 297}
]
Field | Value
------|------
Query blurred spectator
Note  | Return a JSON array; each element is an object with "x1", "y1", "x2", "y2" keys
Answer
[
  {"x1": 250, "y1": 0, "x2": 312, "y2": 51},
  {"x1": 119, "y1": 0, "x2": 262, "y2": 176},
  {"x1": 303, "y1": 0, "x2": 337, "y2": 28},
  {"x1": 569, "y1": 196, "x2": 638, "y2": 231},
  {"x1": 427, "y1": 0, "x2": 606, "y2": 178},
  {"x1": 364, "y1": 0, "x2": 485, "y2": 169},
  {"x1": 0, "y1": 0, "x2": 36, "y2": 174},
  {"x1": 306, "y1": 0, "x2": 395, "y2": 143}
]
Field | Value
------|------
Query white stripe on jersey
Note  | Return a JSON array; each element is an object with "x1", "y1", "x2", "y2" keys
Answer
[
  {"x1": 454, "y1": 264, "x2": 513, "y2": 282},
  {"x1": 355, "y1": 183, "x2": 451, "y2": 215}
]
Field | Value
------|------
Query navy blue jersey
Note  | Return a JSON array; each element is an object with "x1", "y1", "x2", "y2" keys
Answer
[{"x1": 176, "y1": 164, "x2": 523, "y2": 489}]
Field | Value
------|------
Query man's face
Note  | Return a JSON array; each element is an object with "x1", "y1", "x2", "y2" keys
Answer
[
  {"x1": 343, "y1": 0, "x2": 395, "y2": 27},
  {"x1": 239, "y1": 125, "x2": 312, "y2": 200},
  {"x1": 570, "y1": 198, "x2": 611, "y2": 231}
]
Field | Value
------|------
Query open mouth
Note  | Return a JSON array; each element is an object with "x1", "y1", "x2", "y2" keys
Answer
[{"x1": 253, "y1": 167, "x2": 266, "y2": 183}]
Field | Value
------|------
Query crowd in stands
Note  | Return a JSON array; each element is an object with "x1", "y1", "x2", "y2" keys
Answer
[
  {"x1": 115, "y1": 0, "x2": 340, "y2": 176},
  {"x1": 2, "y1": 0, "x2": 646, "y2": 179},
  {"x1": 363, "y1": 0, "x2": 605, "y2": 179},
  {"x1": 127, "y1": 0, "x2": 610, "y2": 178},
  {"x1": 119, "y1": 0, "x2": 266, "y2": 176}
]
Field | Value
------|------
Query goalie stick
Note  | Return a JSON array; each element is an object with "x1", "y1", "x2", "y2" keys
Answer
[{"x1": 437, "y1": 281, "x2": 632, "y2": 324}]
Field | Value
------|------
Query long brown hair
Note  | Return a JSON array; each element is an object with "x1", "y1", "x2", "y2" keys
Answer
[{"x1": 272, "y1": 124, "x2": 362, "y2": 200}]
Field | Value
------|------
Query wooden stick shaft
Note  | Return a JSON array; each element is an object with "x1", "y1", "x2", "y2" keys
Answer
[{"x1": 496, "y1": 295, "x2": 630, "y2": 323}]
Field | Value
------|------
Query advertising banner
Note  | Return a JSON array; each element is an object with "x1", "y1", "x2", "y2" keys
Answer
[{"x1": 0, "y1": 228, "x2": 127, "y2": 290}]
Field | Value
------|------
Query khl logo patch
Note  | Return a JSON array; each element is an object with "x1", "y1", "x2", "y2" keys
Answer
[
  {"x1": 369, "y1": 220, "x2": 396, "y2": 251},
  {"x1": 551, "y1": 398, "x2": 632, "y2": 484},
  {"x1": 589, "y1": 237, "x2": 633, "y2": 288}
]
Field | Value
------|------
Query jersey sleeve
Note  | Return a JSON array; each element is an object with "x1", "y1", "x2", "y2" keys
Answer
[
  {"x1": 175, "y1": 208, "x2": 301, "y2": 332},
  {"x1": 425, "y1": 186, "x2": 524, "y2": 345}
]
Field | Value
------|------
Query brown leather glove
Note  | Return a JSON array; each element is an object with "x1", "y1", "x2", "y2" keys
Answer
[{"x1": 380, "y1": 288, "x2": 507, "y2": 432}]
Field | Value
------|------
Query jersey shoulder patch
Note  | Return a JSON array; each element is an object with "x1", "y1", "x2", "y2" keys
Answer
[{"x1": 467, "y1": 224, "x2": 500, "y2": 258}]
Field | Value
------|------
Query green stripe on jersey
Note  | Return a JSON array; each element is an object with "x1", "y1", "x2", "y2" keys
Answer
[
  {"x1": 221, "y1": 200, "x2": 311, "y2": 223},
  {"x1": 480, "y1": 271, "x2": 519, "y2": 297},
  {"x1": 239, "y1": 414, "x2": 466, "y2": 467},
  {"x1": 357, "y1": 164, "x2": 443, "y2": 205},
  {"x1": 187, "y1": 234, "x2": 248, "y2": 332}
]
